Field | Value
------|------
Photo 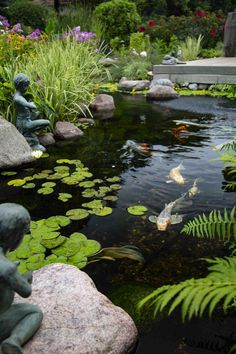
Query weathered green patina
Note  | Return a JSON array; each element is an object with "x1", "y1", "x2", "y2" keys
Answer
[
  {"x1": 0, "y1": 203, "x2": 43, "y2": 354},
  {"x1": 13, "y1": 73, "x2": 49, "y2": 152}
]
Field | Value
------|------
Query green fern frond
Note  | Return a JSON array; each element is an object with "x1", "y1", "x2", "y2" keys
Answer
[
  {"x1": 181, "y1": 207, "x2": 236, "y2": 241},
  {"x1": 139, "y1": 256, "x2": 236, "y2": 321},
  {"x1": 224, "y1": 182, "x2": 236, "y2": 191},
  {"x1": 219, "y1": 140, "x2": 236, "y2": 152}
]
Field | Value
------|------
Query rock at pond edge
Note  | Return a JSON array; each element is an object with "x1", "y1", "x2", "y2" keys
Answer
[
  {"x1": 54, "y1": 122, "x2": 84, "y2": 140},
  {"x1": 14, "y1": 263, "x2": 138, "y2": 354}
]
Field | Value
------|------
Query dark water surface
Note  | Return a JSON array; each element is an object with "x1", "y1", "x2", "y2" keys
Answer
[{"x1": 0, "y1": 94, "x2": 236, "y2": 353}]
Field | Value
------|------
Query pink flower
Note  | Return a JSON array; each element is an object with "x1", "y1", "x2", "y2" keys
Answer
[
  {"x1": 148, "y1": 20, "x2": 155, "y2": 27},
  {"x1": 138, "y1": 26, "x2": 146, "y2": 32}
]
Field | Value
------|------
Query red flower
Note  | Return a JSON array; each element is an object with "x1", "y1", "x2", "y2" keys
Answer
[
  {"x1": 216, "y1": 14, "x2": 224, "y2": 19},
  {"x1": 148, "y1": 20, "x2": 155, "y2": 27},
  {"x1": 138, "y1": 26, "x2": 146, "y2": 32},
  {"x1": 195, "y1": 10, "x2": 207, "y2": 17},
  {"x1": 210, "y1": 27, "x2": 217, "y2": 37}
]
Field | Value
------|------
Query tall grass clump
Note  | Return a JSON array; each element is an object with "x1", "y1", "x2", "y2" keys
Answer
[
  {"x1": 2, "y1": 38, "x2": 105, "y2": 127},
  {"x1": 179, "y1": 34, "x2": 203, "y2": 61}
]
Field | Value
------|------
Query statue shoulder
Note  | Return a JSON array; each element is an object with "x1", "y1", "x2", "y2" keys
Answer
[
  {"x1": 13, "y1": 93, "x2": 28, "y2": 106},
  {"x1": 0, "y1": 257, "x2": 17, "y2": 281}
]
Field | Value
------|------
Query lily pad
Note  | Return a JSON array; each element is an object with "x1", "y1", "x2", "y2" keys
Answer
[
  {"x1": 92, "y1": 207, "x2": 113, "y2": 217},
  {"x1": 54, "y1": 166, "x2": 70, "y2": 172},
  {"x1": 110, "y1": 184, "x2": 121, "y2": 190},
  {"x1": 68, "y1": 253, "x2": 87, "y2": 268},
  {"x1": 41, "y1": 235, "x2": 67, "y2": 249},
  {"x1": 82, "y1": 200, "x2": 103, "y2": 209},
  {"x1": 42, "y1": 231, "x2": 60, "y2": 240},
  {"x1": 66, "y1": 208, "x2": 89, "y2": 220},
  {"x1": 7, "y1": 179, "x2": 26, "y2": 187},
  {"x1": 1, "y1": 171, "x2": 17, "y2": 176},
  {"x1": 103, "y1": 195, "x2": 118, "y2": 202},
  {"x1": 79, "y1": 181, "x2": 95, "y2": 188},
  {"x1": 107, "y1": 176, "x2": 121, "y2": 183},
  {"x1": 56, "y1": 159, "x2": 74, "y2": 164},
  {"x1": 42, "y1": 182, "x2": 56, "y2": 188},
  {"x1": 52, "y1": 239, "x2": 80, "y2": 257},
  {"x1": 45, "y1": 215, "x2": 71, "y2": 228},
  {"x1": 69, "y1": 232, "x2": 87, "y2": 242},
  {"x1": 33, "y1": 173, "x2": 49, "y2": 179},
  {"x1": 24, "y1": 176, "x2": 35, "y2": 181},
  {"x1": 22, "y1": 183, "x2": 36, "y2": 189},
  {"x1": 127, "y1": 205, "x2": 148, "y2": 216},
  {"x1": 58, "y1": 193, "x2": 72, "y2": 202},
  {"x1": 41, "y1": 153, "x2": 49, "y2": 158},
  {"x1": 93, "y1": 179, "x2": 104, "y2": 184},
  {"x1": 37, "y1": 187, "x2": 54, "y2": 195},
  {"x1": 82, "y1": 189, "x2": 98, "y2": 198}
]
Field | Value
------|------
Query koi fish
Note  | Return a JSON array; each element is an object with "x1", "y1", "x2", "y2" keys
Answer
[
  {"x1": 173, "y1": 120, "x2": 209, "y2": 128},
  {"x1": 167, "y1": 162, "x2": 186, "y2": 185},
  {"x1": 124, "y1": 140, "x2": 154, "y2": 156},
  {"x1": 148, "y1": 193, "x2": 189, "y2": 231},
  {"x1": 188, "y1": 178, "x2": 200, "y2": 197}
]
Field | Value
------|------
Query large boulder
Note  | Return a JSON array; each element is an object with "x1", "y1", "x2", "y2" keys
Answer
[
  {"x1": 147, "y1": 85, "x2": 179, "y2": 100},
  {"x1": 0, "y1": 116, "x2": 35, "y2": 169},
  {"x1": 54, "y1": 121, "x2": 84, "y2": 140},
  {"x1": 90, "y1": 94, "x2": 115, "y2": 112},
  {"x1": 118, "y1": 77, "x2": 150, "y2": 91},
  {"x1": 16, "y1": 264, "x2": 138, "y2": 354}
]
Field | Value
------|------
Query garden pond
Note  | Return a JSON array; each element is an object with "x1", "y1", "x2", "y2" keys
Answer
[{"x1": 0, "y1": 94, "x2": 236, "y2": 353}]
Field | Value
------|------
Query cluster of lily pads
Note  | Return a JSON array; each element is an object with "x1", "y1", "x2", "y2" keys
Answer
[{"x1": 7, "y1": 215, "x2": 101, "y2": 273}]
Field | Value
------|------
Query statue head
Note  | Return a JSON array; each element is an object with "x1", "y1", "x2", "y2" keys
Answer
[
  {"x1": 14, "y1": 73, "x2": 30, "y2": 93},
  {"x1": 0, "y1": 203, "x2": 31, "y2": 252}
]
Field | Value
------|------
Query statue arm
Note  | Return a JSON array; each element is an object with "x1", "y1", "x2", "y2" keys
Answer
[
  {"x1": 14, "y1": 95, "x2": 37, "y2": 110},
  {"x1": 5, "y1": 265, "x2": 32, "y2": 298}
]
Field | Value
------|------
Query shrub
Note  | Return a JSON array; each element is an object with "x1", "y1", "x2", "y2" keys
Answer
[
  {"x1": 7, "y1": 1, "x2": 49, "y2": 30},
  {"x1": 178, "y1": 34, "x2": 203, "y2": 61},
  {"x1": 1, "y1": 38, "x2": 106, "y2": 127},
  {"x1": 93, "y1": 0, "x2": 141, "y2": 44},
  {"x1": 134, "y1": 0, "x2": 167, "y2": 17},
  {"x1": 129, "y1": 32, "x2": 150, "y2": 53}
]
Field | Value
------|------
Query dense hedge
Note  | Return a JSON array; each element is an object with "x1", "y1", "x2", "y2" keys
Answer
[{"x1": 93, "y1": 0, "x2": 141, "y2": 44}]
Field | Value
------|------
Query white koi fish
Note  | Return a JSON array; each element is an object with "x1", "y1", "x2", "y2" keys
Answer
[
  {"x1": 167, "y1": 162, "x2": 186, "y2": 185},
  {"x1": 188, "y1": 178, "x2": 200, "y2": 197},
  {"x1": 148, "y1": 193, "x2": 189, "y2": 231}
]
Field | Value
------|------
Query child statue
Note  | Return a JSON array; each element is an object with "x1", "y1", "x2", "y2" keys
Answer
[
  {"x1": 0, "y1": 203, "x2": 43, "y2": 354},
  {"x1": 13, "y1": 73, "x2": 50, "y2": 152}
]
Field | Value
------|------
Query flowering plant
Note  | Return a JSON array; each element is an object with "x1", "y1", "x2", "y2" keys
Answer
[
  {"x1": 63, "y1": 26, "x2": 96, "y2": 43},
  {"x1": 0, "y1": 16, "x2": 47, "y2": 64}
]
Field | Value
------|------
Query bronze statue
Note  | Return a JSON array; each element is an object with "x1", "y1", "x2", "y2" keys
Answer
[
  {"x1": 13, "y1": 73, "x2": 50, "y2": 152},
  {"x1": 0, "y1": 203, "x2": 43, "y2": 354}
]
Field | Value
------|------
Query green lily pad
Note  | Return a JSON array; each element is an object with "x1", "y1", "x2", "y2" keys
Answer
[
  {"x1": 45, "y1": 215, "x2": 71, "y2": 228},
  {"x1": 103, "y1": 195, "x2": 118, "y2": 202},
  {"x1": 79, "y1": 181, "x2": 95, "y2": 188},
  {"x1": 42, "y1": 231, "x2": 60, "y2": 240},
  {"x1": 58, "y1": 193, "x2": 72, "y2": 202},
  {"x1": 69, "y1": 232, "x2": 87, "y2": 242},
  {"x1": 106, "y1": 176, "x2": 121, "y2": 183},
  {"x1": 66, "y1": 208, "x2": 89, "y2": 220},
  {"x1": 82, "y1": 200, "x2": 103, "y2": 209},
  {"x1": 52, "y1": 239, "x2": 80, "y2": 257},
  {"x1": 7, "y1": 179, "x2": 26, "y2": 187},
  {"x1": 93, "y1": 179, "x2": 104, "y2": 184},
  {"x1": 54, "y1": 166, "x2": 70, "y2": 172},
  {"x1": 127, "y1": 205, "x2": 148, "y2": 216},
  {"x1": 92, "y1": 207, "x2": 113, "y2": 217},
  {"x1": 41, "y1": 170, "x2": 53, "y2": 174},
  {"x1": 1, "y1": 171, "x2": 17, "y2": 176},
  {"x1": 68, "y1": 253, "x2": 87, "y2": 268},
  {"x1": 29, "y1": 240, "x2": 46, "y2": 253},
  {"x1": 110, "y1": 184, "x2": 121, "y2": 190},
  {"x1": 41, "y1": 235, "x2": 67, "y2": 249},
  {"x1": 61, "y1": 176, "x2": 82, "y2": 185},
  {"x1": 79, "y1": 239, "x2": 101, "y2": 256},
  {"x1": 56, "y1": 159, "x2": 74, "y2": 164},
  {"x1": 33, "y1": 173, "x2": 49, "y2": 179},
  {"x1": 82, "y1": 189, "x2": 98, "y2": 198},
  {"x1": 41, "y1": 153, "x2": 49, "y2": 158},
  {"x1": 37, "y1": 187, "x2": 54, "y2": 195},
  {"x1": 22, "y1": 183, "x2": 36, "y2": 189},
  {"x1": 24, "y1": 176, "x2": 35, "y2": 181},
  {"x1": 42, "y1": 182, "x2": 56, "y2": 188}
]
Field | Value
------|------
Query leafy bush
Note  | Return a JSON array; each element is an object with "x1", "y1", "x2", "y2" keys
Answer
[
  {"x1": 122, "y1": 58, "x2": 151, "y2": 80},
  {"x1": 129, "y1": 32, "x2": 150, "y2": 53},
  {"x1": 7, "y1": 1, "x2": 49, "y2": 30},
  {"x1": 93, "y1": 0, "x2": 141, "y2": 44},
  {"x1": 134, "y1": 0, "x2": 167, "y2": 17},
  {"x1": 178, "y1": 34, "x2": 203, "y2": 61},
  {"x1": 1, "y1": 38, "x2": 106, "y2": 127},
  {"x1": 200, "y1": 45, "x2": 223, "y2": 58}
]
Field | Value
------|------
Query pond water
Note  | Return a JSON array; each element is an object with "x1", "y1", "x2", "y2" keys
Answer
[{"x1": 0, "y1": 94, "x2": 236, "y2": 353}]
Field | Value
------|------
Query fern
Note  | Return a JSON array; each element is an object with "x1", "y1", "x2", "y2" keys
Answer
[
  {"x1": 181, "y1": 207, "x2": 236, "y2": 241},
  {"x1": 219, "y1": 140, "x2": 236, "y2": 153},
  {"x1": 139, "y1": 256, "x2": 236, "y2": 321}
]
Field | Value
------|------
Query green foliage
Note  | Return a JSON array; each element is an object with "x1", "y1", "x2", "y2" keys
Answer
[
  {"x1": 127, "y1": 205, "x2": 148, "y2": 215},
  {"x1": 7, "y1": 1, "x2": 49, "y2": 30},
  {"x1": 0, "y1": 81, "x2": 15, "y2": 124},
  {"x1": 1, "y1": 37, "x2": 105, "y2": 127},
  {"x1": 181, "y1": 207, "x2": 236, "y2": 241},
  {"x1": 178, "y1": 34, "x2": 203, "y2": 61},
  {"x1": 134, "y1": 0, "x2": 167, "y2": 16},
  {"x1": 129, "y1": 32, "x2": 150, "y2": 53},
  {"x1": 93, "y1": 0, "x2": 141, "y2": 44},
  {"x1": 122, "y1": 58, "x2": 151, "y2": 80},
  {"x1": 200, "y1": 45, "x2": 224, "y2": 58},
  {"x1": 139, "y1": 256, "x2": 236, "y2": 321}
]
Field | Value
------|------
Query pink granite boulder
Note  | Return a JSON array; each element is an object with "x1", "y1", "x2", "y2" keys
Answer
[{"x1": 54, "y1": 121, "x2": 84, "y2": 140}]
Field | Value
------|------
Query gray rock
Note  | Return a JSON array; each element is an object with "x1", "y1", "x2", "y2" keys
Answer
[
  {"x1": 38, "y1": 133, "x2": 55, "y2": 146},
  {"x1": 0, "y1": 116, "x2": 35, "y2": 169},
  {"x1": 147, "y1": 85, "x2": 179, "y2": 100},
  {"x1": 54, "y1": 121, "x2": 84, "y2": 140},
  {"x1": 150, "y1": 78, "x2": 174, "y2": 88},
  {"x1": 77, "y1": 118, "x2": 95, "y2": 125},
  {"x1": 118, "y1": 77, "x2": 150, "y2": 91},
  {"x1": 188, "y1": 83, "x2": 198, "y2": 90},
  {"x1": 15, "y1": 264, "x2": 138, "y2": 354},
  {"x1": 198, "y1": 84, "x2": 209, "y2": 90},
  {"x1": 179, "y1": 82, "x2": 189, "y2": 88},
  {"x1": 162, "y1": 55, "x2": 186, "y2": 65},
  {"x1": 90, "y1": 94, "x2": 115, "y2": 112}
]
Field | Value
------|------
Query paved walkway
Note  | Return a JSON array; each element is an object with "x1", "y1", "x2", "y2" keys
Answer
[{"x1": 153, "y1": 57, "x2": 236, "y2": 84}]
